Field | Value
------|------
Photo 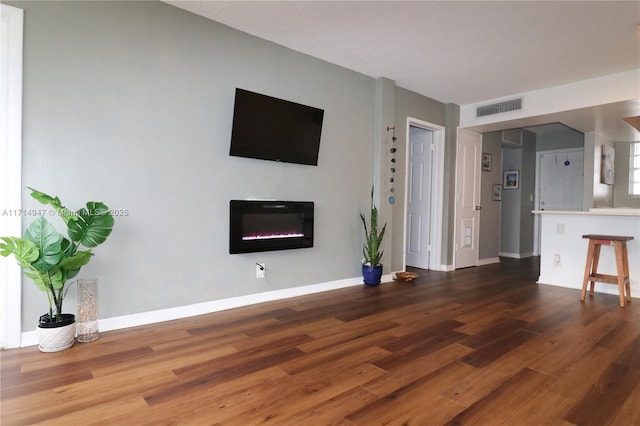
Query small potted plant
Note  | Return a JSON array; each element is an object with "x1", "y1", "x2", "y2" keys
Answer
[
  {"x1": 0, "y1": 188, "x2": 114, "y2": 352},
  {"x1": 360, "y1": 186, "x2": 386, "y2": 286}
]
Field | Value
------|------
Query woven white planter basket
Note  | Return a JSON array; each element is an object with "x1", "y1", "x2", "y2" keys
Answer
[{"x1": 37, "y1": 318, "x2": 76, "y2": 352}]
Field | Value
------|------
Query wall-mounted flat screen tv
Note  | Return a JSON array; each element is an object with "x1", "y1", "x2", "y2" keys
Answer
[{"x1": 229, "y1": 88, "x2": 324, "y2": 166}]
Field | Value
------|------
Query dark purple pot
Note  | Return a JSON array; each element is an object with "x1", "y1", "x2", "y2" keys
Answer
[{"x1": 362, "y1": 264, "x2": 383, "y2": 286}]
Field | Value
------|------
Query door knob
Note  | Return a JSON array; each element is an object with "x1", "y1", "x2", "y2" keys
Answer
[{"x1": 475, "y1": 206, "x2": 481, "y2": 210}]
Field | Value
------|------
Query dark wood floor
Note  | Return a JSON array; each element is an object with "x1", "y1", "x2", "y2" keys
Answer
[{"x1": 2, "y1": 258, "x2": 639, "y2": 425}]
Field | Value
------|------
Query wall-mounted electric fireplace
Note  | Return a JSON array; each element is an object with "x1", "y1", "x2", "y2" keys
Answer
[{"x1": 229, "y1": 200, "x2": 314, "y2": 254}]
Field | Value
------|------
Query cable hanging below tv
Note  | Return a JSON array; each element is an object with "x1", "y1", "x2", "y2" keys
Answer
[{"x1": 229, "y1": 88, "x2": 324, "y2": 166}]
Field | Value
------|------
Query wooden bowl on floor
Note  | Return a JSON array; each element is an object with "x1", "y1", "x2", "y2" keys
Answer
[{"x1": 395, "y1": 272, "x2": 418, "y2": 282}]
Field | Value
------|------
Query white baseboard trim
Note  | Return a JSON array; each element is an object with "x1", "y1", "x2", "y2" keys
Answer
[
  {"x1": 499, "y1": 252, "x2": 535, "y2": 259},
  {"x1": 20, "y1": 274, "x2": 393, "y2": 348},
  {"x1": 478, "y1": 257, "x2": 501, "y2": 266}
]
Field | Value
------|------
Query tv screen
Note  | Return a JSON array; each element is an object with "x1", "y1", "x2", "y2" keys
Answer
[{"x1": 229, "y1": 88, "x2": 324, "y2": 166}]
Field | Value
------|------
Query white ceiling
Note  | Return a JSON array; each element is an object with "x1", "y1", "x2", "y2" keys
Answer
[{"x1": 166, "y1": 0, "x2": 640, "y2": 141}]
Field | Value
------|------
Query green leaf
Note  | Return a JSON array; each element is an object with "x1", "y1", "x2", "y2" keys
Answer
[
  {"x1": 0, "y1": 237, "x2": 39, "y2": 267},
  {"x1": 28, "y1": 187, "x2": 78, "y2": 224},
  {"x1": 68, "y1": 202, "x2": 114, "y2": 247},
  {"x1": 24, "y1": 270, "x2": 49, "y2": 292},
  {"x1": 59, "y1": 250, "x2": 93, "y2": 280},
  {"x1": 23, "y1": 217, "x2": 64, "y2": 271}
]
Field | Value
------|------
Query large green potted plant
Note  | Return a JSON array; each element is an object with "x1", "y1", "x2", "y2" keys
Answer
[
  {"x1": 0, "y1": 188, "x2": 115, "y2": 352},
  {"x1": 360, "y1": 186, "x2": 386, "y2": 286}
]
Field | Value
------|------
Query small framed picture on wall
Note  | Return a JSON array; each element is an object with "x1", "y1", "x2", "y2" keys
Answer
[
  {"x1": 492, "y1": 184, "x2": 502, "y2": 201},
  {"x1": 482, "y1": 153, "x2": 492, "y2": 171},
  {"x1": 503, "y1": 170, "x2": 519, "y2": 190}
]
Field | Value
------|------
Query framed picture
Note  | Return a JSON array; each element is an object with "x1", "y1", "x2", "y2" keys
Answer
[
  {"x1": 492, "y1": 184, "x2": 502, "y2": 201},
  {"x1": 482, "y1": 153, "x2": 492, "y2": 171},
  {"x1": 601, "y1": 145, "x2": 615, "y2": 185},
  {"x1": 503, "y1": 170, "x2": 519, "y2": 190}
]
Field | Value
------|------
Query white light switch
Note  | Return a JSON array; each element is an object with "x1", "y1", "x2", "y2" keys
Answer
[{"x1": 556, "y1": 223, "x2": 565, "y2": 235}]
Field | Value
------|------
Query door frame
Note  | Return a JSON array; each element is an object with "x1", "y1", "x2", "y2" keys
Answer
[
  {"x1": 402, "y1": 117, "x2": 445, "y2": 271},
  {"x1": 1, "y1": 4, "x2": 24, "y2": 348}
]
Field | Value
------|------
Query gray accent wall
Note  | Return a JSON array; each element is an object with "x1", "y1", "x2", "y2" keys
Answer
[
  {"x1": 391, "y1": 87, "x2": 449, "y2": 271},
  {"x1": 9, "y1": 1, "x2": 452, "y2": 330},
  {"x1": 479, "y1": 131, "x2": 502, "y2": 261}
]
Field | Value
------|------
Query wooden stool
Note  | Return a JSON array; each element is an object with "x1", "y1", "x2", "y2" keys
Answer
[{"x1": 581, "y1": 234, "x2": 633, "y2": 308}]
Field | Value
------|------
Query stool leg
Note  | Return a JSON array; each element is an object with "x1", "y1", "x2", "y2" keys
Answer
[
  {"x1": 589, "y1": 244, "x2": 601, "y2": 297},
  {"x1": 622, "y1": 241, "x2": 631, "y2": 304},
  {"x1": 581, "y1": 240, "x2": 595, "y2": 302},
  {"x1": 614, "y1": 242, "x2": 626, "y2": 308}
]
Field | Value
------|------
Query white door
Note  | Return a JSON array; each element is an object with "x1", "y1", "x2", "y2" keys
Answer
[
  {"x1": 454, "y1": 129, "x2": 482, "y2": 269},
  {"x1": 406, "y1": 126, "x2": 433, "y2": 269},
  {"x1": 539, "y1": 150, "x2": 584, "y2": 210}
]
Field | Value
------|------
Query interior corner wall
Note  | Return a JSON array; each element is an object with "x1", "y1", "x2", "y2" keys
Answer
[
  {"x1": 391, "y1": 87, "x2": 448, "y2": 272},
  {"x1": 443, "y1": 104, "x2": 460, "y2": 267},
  {"x1": 11, "y1": 0, "x2": 380, "y2": 330},
  {"x1": 583, "y1": 134, "x2": 596, "y2": 209},
  {"x1": 519, "y1": 130, "x2": 536, "y2": 255}
]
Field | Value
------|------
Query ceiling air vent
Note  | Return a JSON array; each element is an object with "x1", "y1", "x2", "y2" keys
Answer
[{"x1": 476, "y1": 97, "x2": 523, "y2": 117}]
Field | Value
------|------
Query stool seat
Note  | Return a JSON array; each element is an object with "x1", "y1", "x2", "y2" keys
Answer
[{"x1": 581, "y1": 234, "x2": 633, "y2": 308}]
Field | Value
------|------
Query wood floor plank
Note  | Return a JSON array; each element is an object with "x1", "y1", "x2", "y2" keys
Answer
[
  {"x1": 2, "y1": 257, "x2": 638, "y2": 425},
  {"x1": 346, "y1": 361, "x2": 474, "y2": 425},
  {"x1": 362, "y1": 343, "x2": 474, "y2": 397},
  {"x1": 1, "y1": 370, "x2": 179, "y2": 425},
  {"x1": 440, "y1": 345, "x2": 541, "y2": 407},
  {"x1": 458, "y1": 328, "x2": 537, "y2": 368},
  {"x1": 223, "y1": 363, "x2": 387, "y2": 425},
  {"x1": 564, "y1": 362, "x2": 640, "y2": 425},
  {"x1": 457, "y1": 317, "x2": 528, "y2": 348},
  {"x1": 143, "y1": 347, "x2": 305, "y2": 406},
  {"x1": 595, "y1": 317, "x2": 640, "y2": 352},
  {"x1": 278, "y1": 386, "x2": 379, "y2": 426},
  {"x1": 608, "y1": 380, "x2": 640, "y2": 426},
  {"x1": 444, "y1": 367, "x2": 554, "y2": 425}
]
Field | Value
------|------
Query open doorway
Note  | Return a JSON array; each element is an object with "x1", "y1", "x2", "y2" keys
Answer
[{"x1": 402, "y1": 118, "x2": 445, "y2": 271}]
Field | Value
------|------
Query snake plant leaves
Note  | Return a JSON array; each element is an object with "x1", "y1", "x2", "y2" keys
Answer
[
  {"x1": 360, "y1": 186, "x2": 387, "y2": 266},
  {"x1": 23, "y1": 217, "x2": 64, "y2": 271},
  {"x1": 68, "y1": 202, "x2": 114, "y2": 247}
]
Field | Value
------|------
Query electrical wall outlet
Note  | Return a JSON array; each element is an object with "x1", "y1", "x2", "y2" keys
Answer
[{"x1": 256, "y1": 263, "x2": 265, "y2": 278}]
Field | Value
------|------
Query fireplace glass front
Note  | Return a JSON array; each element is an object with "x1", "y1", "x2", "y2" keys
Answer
[{"x1": 229, "y1": 200, "x2": 314, "y2": 254}]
